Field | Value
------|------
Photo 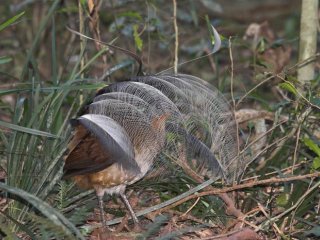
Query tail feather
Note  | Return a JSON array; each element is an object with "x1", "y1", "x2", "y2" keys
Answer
[{"x1": 63, "y1": 114, "x2": 139, "y2": 177}]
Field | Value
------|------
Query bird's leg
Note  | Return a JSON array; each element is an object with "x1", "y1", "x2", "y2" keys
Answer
[
  {"x1": 119, "y1": 192, "x2": 139, "y2": 224},
  {"x1": 97, "y1": 194, "x2": 107, "y2": 227}
]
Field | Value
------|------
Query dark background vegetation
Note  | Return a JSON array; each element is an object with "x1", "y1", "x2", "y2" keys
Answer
[{"x1": 0, "y1": 0, "x2": 319, "y2": 239}]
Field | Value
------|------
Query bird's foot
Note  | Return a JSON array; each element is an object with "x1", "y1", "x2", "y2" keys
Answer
[
  {"x1": 132, "y1": 223, "x2": 143, "y2": 232},
  {"x1": 115, "y1": 214, "x2": 144, "y2": 233},
  {"x1": 115, "y1": 215, "x2": 129, "y2": 232}
]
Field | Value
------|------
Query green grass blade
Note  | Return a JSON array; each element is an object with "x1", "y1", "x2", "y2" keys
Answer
[
  {"x1": 0, "y1": 82, "x2": 106, "y2": 95},
  {"x1": 73, "y1": 47, "x2": 108, "y2": 79},
  {"x1": 0, "y1": 120, "x2": 59, "y2": 138},
  {"x1": 0, "y1": 11, "x2": 25, "y2": 32},
  {"x1": 0, "y1": 56, "x2": 13, "y2": 65},
  {"x1": 0, "y1": 182, "x2": 85, "y2": 240},
  {"x1": 20, "y1": 0, "x2": 60, "y2": 80},
  {"x1": 51, "y1": 16, "x2": 58, "y2": 85}
]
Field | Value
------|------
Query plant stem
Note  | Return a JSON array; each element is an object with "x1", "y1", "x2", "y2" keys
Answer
[{"x1": 297, "y1": 0, "x2": 319, "y2": 84}]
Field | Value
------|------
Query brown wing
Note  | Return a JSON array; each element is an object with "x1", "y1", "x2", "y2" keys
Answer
[{"x1": 63, "y1": 124, "x2": 115, "y2": 177}]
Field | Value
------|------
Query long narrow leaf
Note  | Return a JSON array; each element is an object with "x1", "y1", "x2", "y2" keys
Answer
[
  {"x1": 0, "y1": 11, "x2": 25, "y2": 32},
  {"x1": 0, "y1": 82, "x2": 106, "y2": 95},
  {"x1": 0, "y1": 120, "x2": 59, "y2": 138},
  {"x1": 20, "y1": 0, "x2": 60, "y2": 80},
  {"x1": 0, "y1": 182, "x2": 85, "y2": 240}
]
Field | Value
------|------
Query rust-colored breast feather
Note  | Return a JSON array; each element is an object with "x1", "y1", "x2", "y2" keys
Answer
[{"x1": 64, "y1": 125, "x2": 135, "y2": 190}]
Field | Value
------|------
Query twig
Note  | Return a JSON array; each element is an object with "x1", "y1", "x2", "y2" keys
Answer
[
  {"x1": 67, "y1": 27, "x2": 143, "y2": 76},
  {"x1": 204, "y1": 47, "x2": 216, "y2": 72},
  {"x1": 182, "y1": 197, "x2": 200, "y2": 217},
  {"x1": 235, "y1": 109, "x2": 288, "y2": 124},
  {"x1": 176, "y1": 147, "x2": 244, "y2": 219},
  {"x1": 259, "y1": 179, "x2": 320, "y2": 230},
  {"x1": 289, "y1": 178, "x2": 314, "y2": 234},
  {"x1": 229, "y1": 37, "x2": 241, "y2": 184},
  {"x1": 257, "y1": 202, "x2": 284, "y2": 237},
  {"x1": 172, "y1": 0, "x2": 178, "y2": 74},
  {"x1": 277, "y1": 75, "x2": 320, "y2": 110},
  {"x1": 242, "y1": 161, "x2": 308, "y2": 182},
  {"x1": 291, "y1": 125, "x2": 301, "y2": 194},
  {"x1": 209, "y1": 172, "x2": 319, "y2": 194},
  {"x1": 225, "y1": 119, "x2": 288, "y2": 172},
  {"x1": 235, "y1": 52, "x2": 320, "y2": 108},
  {"x1": 78, "y1": 0, "x2": 85, "y2": 105},
  {"x1": 83, "y1": 172, "x2": 319, "y2": 230},
  {"x1": 236, "y1": 74, "x2": 275, "y2": 107},
  {"x1": 246, "y1": 135, "x2": 288, "y2": 172},
  {"x1": 256, "y1": 106, "x2": 311, "y2": 171},
  {"x1": 87, "y1": 0, "x2": 106, "y2": 64},
  {"x1": 287, "y1": 52, "x2": 320, "y2": 73},
  {"x1": 91, "y1": 178, "x2": 218, "y2": 227},
  {"x1": 229, "y1": 37, "x2": 236, "y2": 111},
  {"x1": 157, "y1": 25, "x2": 221, "y2": 75},
  {"x1": 203, "y1": 228, "x2": 262, "y2": 240},
  {"x1": 167, "y1": 209, "x2": 217, "y2": 228},
  {"x1": 156, "y1": 172, "x2": 320, "y2": 212}
]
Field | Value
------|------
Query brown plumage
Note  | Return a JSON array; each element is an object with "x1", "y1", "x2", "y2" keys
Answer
[
  {"x1": 63, "y1": 112, "x2": 168, "y2": 225},
  {"x1": 64, "y1": 125, "x2": 130, "y2": 189}
]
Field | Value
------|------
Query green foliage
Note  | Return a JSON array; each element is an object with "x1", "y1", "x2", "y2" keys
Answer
[
  {"x1": 279, "y1": 82, "x2": 298, "y2": 96},
  {"x1": 0, "y1": 1, "x2": 106, "y2": 238},
  {"x1": 205, "y1": 15, "x2": 216, "y2": 45},
  {"x1": 0, "y1": 11, "x2": 25, "y2": 32},
  {"x1": 139, "y1": 215, "x2": 168, "y2": 239},
  {"x1": 0, "y1": 182, "x2": 84, "y2": 239},
  {"x1": 0, "y1": 56, "x2": 12, "y2": 65},
  {"x1": 303, "y1": 138, "x2": 320, "y2": 170},
  {"x1": 0, "y1": 0, "x2": 319, "y2": 239},
  {"x1": 0, "y1": 120, "x2": 60, "y2": 138},
  {"x1": 303, "y1": 138, "x2": 320, "y2": 157},
  {"x1": 133, "y1": 24, "x2": 143, "y2": 51},
  {"x1": 0, "y1": 11, "x2": 25, "y2": 67}
]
